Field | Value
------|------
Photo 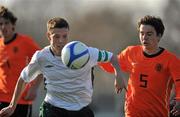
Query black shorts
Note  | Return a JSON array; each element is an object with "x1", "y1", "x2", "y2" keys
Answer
[
  {"x1": 39, "y1": 101, "x2": 94, "y2": 117},
  {"x1": 0, "y1": 102, "x2": 32, "y2": 117}
]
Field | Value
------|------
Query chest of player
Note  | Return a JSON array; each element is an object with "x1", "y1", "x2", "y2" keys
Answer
[
  {"x1": 131, "y1": 59, "x2": 169, "y2": 75},
  {"x1": 40, "y1": 56, "x2": 91, "y2": 81},
  {"x1": 0, "y1": 44, "x2": 29, "y2": 68},
  {"x1": 129, "y1": 57, "x2": 171, "y2": 90}
]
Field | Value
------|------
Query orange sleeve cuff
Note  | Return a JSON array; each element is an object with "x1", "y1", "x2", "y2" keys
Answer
[{"x1": 98, "y1": 62, "x2": 115, "y2": 73}]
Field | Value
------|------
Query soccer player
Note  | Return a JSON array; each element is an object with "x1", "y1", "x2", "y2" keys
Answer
[
  {"x1": 0, "y1": 5, "x2": 42, "y2": 117},
  {"x1": 0, "y1": 17, "x2": 126, "y2": 117},
  {"x1": 99, "y1": 15, "x2": 180, "y2": 117}
]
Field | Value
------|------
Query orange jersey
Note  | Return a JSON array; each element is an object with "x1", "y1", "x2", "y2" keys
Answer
[
  {"x1": 0, "y1": 33, "x2": 40, "y2": 104},
  {"x1": 99, "y1": 45, "x2": 180, "y2": 117}
]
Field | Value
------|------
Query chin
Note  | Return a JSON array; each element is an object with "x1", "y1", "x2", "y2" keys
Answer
[
  {"x1": 142, "y1": 45, "x2": 149, "y2": 50},
  {"x1": 143, "y1": 43, "x2": 149, "y2": 47},
  {"x1": 58, "y1": 46, "x2": 63, "y2": 51}
]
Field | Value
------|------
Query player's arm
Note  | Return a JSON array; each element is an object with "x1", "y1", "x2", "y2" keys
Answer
[
  {"x1": 0, "y1": 77, "x2": 27, "y2": 117},
  {"x1": 20, "y1": 52, "x2": 42, "y2": 99},
  {"x1": 97, "y1": 49, "x2": 127, "y2": 93},
  {"x1": 23, "y1": 74, "x2": 43, "y2": 101},
  {"x1": 110, "y1": 55, "x2": 127, "y2": 93}
]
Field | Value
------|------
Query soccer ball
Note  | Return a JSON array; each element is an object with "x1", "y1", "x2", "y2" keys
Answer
[{"x1": 61, "y1": 41, "x2": 90, "y2": 69}]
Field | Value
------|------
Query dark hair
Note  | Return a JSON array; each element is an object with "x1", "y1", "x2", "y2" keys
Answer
[
  {"x1": 0, "y1": 5, "x2": 17, "y2": 25},
  {"x1": 47, "y1": 17, "x2": 69, "y2": 31},
  {"x1": 138, "y1": 15, "x2": 165, "y2": 37}
]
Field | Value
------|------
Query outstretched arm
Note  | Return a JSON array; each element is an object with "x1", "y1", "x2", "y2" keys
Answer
[
  {"x1": 23, "y1": 74, "x2": 43, "y2": 101},
  {"x1": 0, "y1": 77, "x2": 27, "y2": 117},
  {"x1": 110, "y1": 55, "x2": 127, "y2": 93}
]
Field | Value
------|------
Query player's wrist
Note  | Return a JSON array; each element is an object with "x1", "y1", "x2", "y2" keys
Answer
[{"x1": 9, "y1": 102, "x2": 17, "y2": 109}]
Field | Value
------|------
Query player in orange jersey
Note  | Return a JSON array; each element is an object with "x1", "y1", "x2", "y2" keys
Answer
[
  {"x1": 0, "y1": 5, "x2": 42, "y2": 117},
  {"x1": 99, "y1": 15, "x2": 180, "y2": 117}
]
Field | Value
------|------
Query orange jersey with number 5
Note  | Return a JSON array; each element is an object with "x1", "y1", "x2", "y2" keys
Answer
[{"x1": 99, "y1": 45, "x2": 180, "y2": 117}]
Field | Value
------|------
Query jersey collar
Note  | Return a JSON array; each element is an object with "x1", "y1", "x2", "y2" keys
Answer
[
  {"x1": 4, "y1": 33, "x2": 17, "y2": 45},
  {"x1": 49, "y1": 47, "x2": 55, "y2": 56},
  {"x1": 143, "y1": 47, "x2": 164, "y2": 58}
]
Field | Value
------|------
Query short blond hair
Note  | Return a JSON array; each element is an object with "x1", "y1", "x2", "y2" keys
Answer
[{"x1": 47, "y1": 17, "x2": 69, "y2": 31}]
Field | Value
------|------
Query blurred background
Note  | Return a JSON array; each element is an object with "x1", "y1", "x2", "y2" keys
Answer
[{"x1": 0, "y1": 0, "x2": 179, "y2": 117}]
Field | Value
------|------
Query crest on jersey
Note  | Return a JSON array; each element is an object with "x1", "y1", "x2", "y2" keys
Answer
[{"x1": 155, "y1": 63, "x2": 163, "y2": 72}]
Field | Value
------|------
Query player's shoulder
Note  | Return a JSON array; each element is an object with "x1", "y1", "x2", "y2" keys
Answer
[
  {"x1": 16, "y1": 33, "x2": 37, "y2": 44},
  {"x1": 36, "y1": 46, "x2": 48, "y2": 53},
  {"x1": 126, "y1": 45, "x2": 141, "y2": 50},
  {"x1": 35, "y1": 46, "x2": 51, "y2": 57},
  {"x1": 17, "y1": 33, "x2": 33, "y2": 40},
  {"x1": 32, "y1": 46, "x2": 53, "y2": 63},
  {"x1": 31, "y1": 48, "x2": 46, "y2": 62},
  {"x1": 17, "y1": 33, "x2": 39, "y2": 47},
  {"x1": 122, "y1": 45, "x2": 141, "y2": 54},
  {"x1": 163, "y1": 49, "x2": 179, "y2": 60}
]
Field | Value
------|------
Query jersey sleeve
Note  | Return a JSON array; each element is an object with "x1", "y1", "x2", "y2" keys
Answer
[
  {"x1": 20, "y1": 51, "x2": 42, "y2": 83},
  {"x1": 88, "y1": 47, "x2": 113, "y2": 67},
  {"x1": 98, "y1": 46, "x2": 131, "y2": 73},
  {"x1": 98, "y1": 62, "x2": 115, "y2": 73},
  {"x1": 169, "y1": 56, "x2": 180, "y2": 100},
  {"x1": 97, "y1": 49, "x2": 113, "y2": 62},
  {"x1": 118, "y1": 47, "x2": 132, "y2": 72}
]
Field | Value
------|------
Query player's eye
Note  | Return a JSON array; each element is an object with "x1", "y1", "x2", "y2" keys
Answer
[
  {"x1": 5, "y1": 21, "x2": 10, "y2": 25},
  {"x1": 63, "y1": 34, "x2": 67, "y2": 39},
  {"x1": 52, "y1": 34, "x2": 60, "y2": 39},
  {"x1": 147, "y1": 33, "x2": 153, "y2": 36}
]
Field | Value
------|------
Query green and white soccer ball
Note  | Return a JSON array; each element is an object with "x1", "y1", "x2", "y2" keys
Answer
[{"x1": 61, "y1": 41, "x2": 90, "y2": 69}]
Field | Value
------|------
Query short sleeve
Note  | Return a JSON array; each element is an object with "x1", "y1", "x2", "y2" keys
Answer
[
  {"x1": 20, "y1": 51, "x2": 42, "y2": 82},
  {"x1": 118, "y1": 47, "x2": 131, "y2": 72},
  {"x1": 88, "y1": 47, "x2": 113, "y2": 68},
  {"x1": 98, "y1": 47, "x2": 131, "y2": 73}
]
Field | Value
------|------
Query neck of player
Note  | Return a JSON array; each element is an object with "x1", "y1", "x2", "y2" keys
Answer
[
  {"x1": 51, "y1": 46, "x2": 61, "y2": 56},
  {"x1": 143, "y1": 47, "x2": 161, "y2": 55}
]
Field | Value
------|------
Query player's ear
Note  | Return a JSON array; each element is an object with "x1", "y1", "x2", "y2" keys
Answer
[
  {"x1": 157, "y1": 34, "x2": 162, "y2": 42},
  {"x1": 46, "y1": 32, "x2": 51, "y2": 41},
  {"x1": 158, "y1": 34, "x2": 162, "y2": 37}
]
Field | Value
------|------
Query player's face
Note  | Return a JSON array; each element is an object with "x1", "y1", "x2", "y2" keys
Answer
[
  {"x1": 47, "y1": 28, "x2": 69, "y2": 56},
  {"x1": 139, "y1": 24, "x2": 160, "y2": 52},
  {"x1": 0, "y1": 17, "x2": 15, "y2": 40}
]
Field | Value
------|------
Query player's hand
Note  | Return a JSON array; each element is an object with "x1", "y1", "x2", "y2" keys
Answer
[
  {"x1": 171, "y1": 101, "x2": 180, "y2": 116},
  {"x1": 114, "y1": 72, "x2": 127, "y2": 94},
  {"x1": 0, "y1": 105, "x2": 15, "y2": 117},
  {"x1": 114, "y1": 79, "x2": 127, "y2": 94}
]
